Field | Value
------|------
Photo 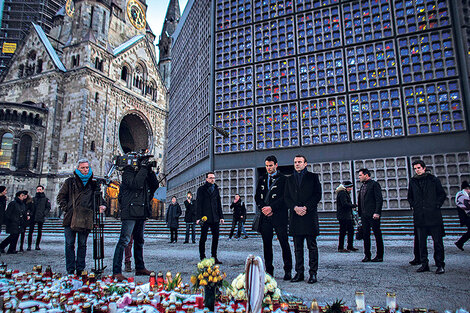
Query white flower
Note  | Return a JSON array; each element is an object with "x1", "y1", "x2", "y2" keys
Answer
[
  {"x1": 271, "y1": 279, "x2": 277, "y2": 289},
  {"x1": 231, "y1": 289, "x2": 238, "y2": 298},
  {"x1": 264, "y1": 285, "x2": 268, "y2": 294},
  {"x1": 237, "y1": 290, "x2": 245, "y2": 300},
  {"x1": 236, "y1": 278, "x2": 245, "y2": 290},
  {"x1": 265, "y1": 274, "x2": 272, "y2": 283},
  {"x1": 266, "y1": 283, "x2": 274, "y2": 292},
  {"x1": 273, "y1": 288, "x2": 281, "y2": 299},
  {"x1": 197, "y1": 262, "x2": 204, "y2": 269}
]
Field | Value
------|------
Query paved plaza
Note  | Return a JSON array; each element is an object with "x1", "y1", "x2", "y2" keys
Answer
[{"x1": 1, "y1": 233, "x2": 469, "y2": 311}]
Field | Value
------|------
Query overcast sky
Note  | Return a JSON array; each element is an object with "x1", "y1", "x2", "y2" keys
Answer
[{"x1": 146, "y1": 0, "x2": 189, "y2": 60}]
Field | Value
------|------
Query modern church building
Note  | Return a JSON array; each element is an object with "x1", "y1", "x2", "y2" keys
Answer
[{"x1": 167, "y1": 0, "x2": 470, "y2": 215}]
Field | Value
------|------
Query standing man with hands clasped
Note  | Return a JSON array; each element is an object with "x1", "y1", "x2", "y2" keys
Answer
[
  {"x1": 196, "y1": 172, "x2": 224, "y2": 264},
  {"x1": 254, "y1": 155, "x2": 292, "y2": 281},
  {"x1": 284, "y1": 155, "x2": 322, "y2": 284}
]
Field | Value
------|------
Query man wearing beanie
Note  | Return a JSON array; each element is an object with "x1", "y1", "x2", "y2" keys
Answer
[
  {"x1": 335, "y1": 181, "x2": 358, "y2": 252},
  {"x1": 0, "y1": 186, "x2": 7, "y2": 234}
]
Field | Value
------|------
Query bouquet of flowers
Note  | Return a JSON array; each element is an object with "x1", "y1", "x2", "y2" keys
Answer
[{"x1": 230, "y1": 273, "x2": 281, "y2": 306}]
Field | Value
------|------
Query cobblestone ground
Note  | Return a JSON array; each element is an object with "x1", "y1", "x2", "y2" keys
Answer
[{"x1": 1, "y1": 232, "x2": 469, "y2": 311}]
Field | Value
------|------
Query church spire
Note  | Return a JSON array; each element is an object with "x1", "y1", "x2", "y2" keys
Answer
[
  {"x1": 161, "y1": 0, "x2": 180, "y2": 40},
  {"x1": 158, "y1": 0, "x2": 180, "y2": 88}
]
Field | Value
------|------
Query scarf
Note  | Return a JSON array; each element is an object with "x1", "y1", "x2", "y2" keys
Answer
[{"x1": 75, "y1": 168, "x2": 93, "y2": 186}]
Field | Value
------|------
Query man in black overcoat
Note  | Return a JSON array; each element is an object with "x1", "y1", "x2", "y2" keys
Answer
[
  {"x1": 357, "y1": 168, "x2": 384, "y2": 262},
  {"x1": 284, "y1": 155, "x2": 322, "y2": 284},
  {"x1": 254, "y1": 155, "x2": 292, "y2": 281},
  {"x1": 407, "y1": 160, "x2": 447, "y2": 274},
  {"x1": 184, "y1": 191, "x2": 196, "y2": 244},
  {"x1": 0, "y1": 190, "x2": 28, "y2": 254},
  {"x1": 28, "y1": 185, "x2": 51, "y2": 250},
  {"x1": 196, "y1": 172, "x2": 224, "y2": 264}
]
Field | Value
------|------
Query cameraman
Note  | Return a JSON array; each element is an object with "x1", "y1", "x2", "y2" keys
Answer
[{"x1": 112, "y1": 156, "x2": 159, "y2": 281}]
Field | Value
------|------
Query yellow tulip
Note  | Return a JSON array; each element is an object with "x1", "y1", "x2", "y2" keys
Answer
[
  {"x1": 198, "y1": 274, "x2": 204, "y2": 280},
  {"x1": 207, "y1": 267, "x2": 212, "y2": 274},
  {"x1": 200, "y1": 279, "x2": 208, "y2": 286},
  {"x1": 208, "y1": 276, "x2": 213, "y2": 282},
  {"x1": 203, "y1": 272, "x2": 209, "y2": 277},
  {"x1": 190, "y1": 276, "x2": 197, "y2": 285}
]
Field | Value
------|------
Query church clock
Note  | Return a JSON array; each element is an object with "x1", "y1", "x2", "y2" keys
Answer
[
  {"x1": 127, "y1": 0, "x2": 146, "y2": 30},
  {"x1": 65, "y1": 0, "x2": 75, "y2": 17}
]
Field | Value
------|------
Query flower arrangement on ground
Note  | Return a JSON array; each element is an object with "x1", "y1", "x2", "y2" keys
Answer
[{"x1": 230, "y1": 273, "x2": 281, "y2": 307}]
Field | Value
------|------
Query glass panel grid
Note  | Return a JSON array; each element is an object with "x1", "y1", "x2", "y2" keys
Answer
[
  {"x1": 255, "y1": 58, "x2": 298, "y2": 105},
  {"x1": 215, "y1": 108, "x2": 255, "y2": 153},
  {"x1": 342, "y1": 0, "x2": 393, "y2": 45},
  {"x1": 394, "y1": 0, "x2": 451, "y2": 35},
  {"x1": 404, "y1": 80, "x2": 466, "y2": 135},
  {"x1": 254, "y1": 0, "x2": 294, "y2": 22},
  {"x1": 298, "y1": 49, "x2": 345, "y2": 97},
  {"x1": 300, "y1": 96, "x2": 349, "y2": 145},
  {"x1": 216, "y1": 0, "x2": 253, "y2": 30},
  {"x1": 350, "y1": 89, "x2": 404, "y2": 141},
  {"x1": 215, "y1": 168, "x2": 256, "y2": 212},
  {"x1": 216, "y1": 26, "x2": 253, "y2": 70},
  {"x1": 255, "y1": 103, "x2": 300, "y2": 149},
  {"x1": 346, "y1": 40, "x2": 399, "y2": 91},
  {"x1": 216, "y1": 66, "x2": 254, "y2": 111},
  {"x1": 295, "y1": 0, "x2": 340, "y2": 12},
  {"x1": 296, "y1": 6, "x2": 342, "y2": 54},
  {"x1": 398, "y1": 29, "x2": 458, "y2": 83},
  {"x1": 254, "y1": 16, "x2": 296, "y2": 62}
]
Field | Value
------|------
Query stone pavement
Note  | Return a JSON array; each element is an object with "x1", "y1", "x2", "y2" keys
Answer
[{"x1": 1, "y1": 233, "x2": 469, "y2": 311}]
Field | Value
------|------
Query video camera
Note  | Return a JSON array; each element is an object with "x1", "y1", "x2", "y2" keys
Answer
[{"x1": 114, "y1": 151, "x2": 158, "y2": 171}]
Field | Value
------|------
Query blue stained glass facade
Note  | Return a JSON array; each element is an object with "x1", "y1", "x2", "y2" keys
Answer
[
  {"x1": 295, "y1": 0, "x2": 340, "y2": 12},
  {"x1": 216, "y1": 26, "x2": 253, "y2": 69},
  {"x1": 215, "y1": 108, "x2": 255, "y2": 153},
  {"x1": 394, "y1": 0, "x2": 450, "y2": 34},
  {"x1": 216, "y1": 66, "x2": 254, "y2": 110},
  {"x1": 255, "y1": 58, "x2": 298, "y2": 104},
  {"x1": 254, "y1": 16, "x2": 296, "y2": 62},
  {"x1": 256, "y1": 103, "x2": 300, "y2": 149},
  {"x1": 254, "y1": 0, "x2": 294, "y2": 21},
  {"x1": 217, "y1": 0, "x2": 253, "y2": 30}
]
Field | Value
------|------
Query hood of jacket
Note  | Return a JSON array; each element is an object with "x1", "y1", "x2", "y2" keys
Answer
[{"x1": 335, "y1": 184, "x2": 346, "y2": 194}]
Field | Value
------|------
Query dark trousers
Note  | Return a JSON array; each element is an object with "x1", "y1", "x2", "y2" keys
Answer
[
  {"x1": 170, "y1": 227, "x2": 178, "y2": 242},
  {"x1": 456, "y1": 225, "x2": 470, "y2": 247},
  {"x1": 338, "y1": 219, "x2": 354, "y2": 250},
  {"x1": 124, "y1": 236, "x2": 133, "y2": 263},
  {"x1": 199, "y1": 222, "x2": 220, "y2": 259},
  {"x1": 412, "y1": 225, "x2": 420, "y2": 261},
  {"x1": 19, "y1": 231, "x2": 26, "y2": 250},
  {"x1": 0, "y1": 233, "x2": 19, "y2": 253},
  {"x1": 229, "y1": 218, "x2": 247, "y2": 238},
  {"x1": 28, "y1": 221, "x2": 44, "y2": 248},
  {"x1": 185, "y1": 222, "x2": 196, "y2": 243},
  {"x1": 64, "y1": 227, "x2": 90, "y2": 274},
  {"x1": 112, "y1": 220, "x2": 146, "y2": 275},
  {"x1": 362, "y1": 216, "x2": 384, "y2": 259},
  {"x1": 293, "y1": 234, "x2": 318, "y2": 276},
  {"x1": 260, "y1": 220, "x2": 292, "y2": 276},
  {"x1": 417, "y1": 225, "x2": 445, "y2": 267}
]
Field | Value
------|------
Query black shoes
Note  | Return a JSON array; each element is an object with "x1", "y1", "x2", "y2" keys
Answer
[
  {"x1": 435, "y1": 266, "x2": 445, "y2": 274},
  {"x1": 416, "y1": 264, "x2": 430, "y2": 272},
  {"x1": 283, "y1": 273, "x2": 292, "y2": 281},
  {"x1": 455, "y1": 241, "x2": 464, "y2": 251},
  {"x1": 307, "y1": 274, "x2": 317, "y2": 284},
  {"x1": 214, "y1": 258, "x2": 223, "y2": 265},
  {"x1": 371, "y1": 257, "x2": 383, "y2": 262},
  {"x1": 291, "y1": 273, "x2": 304, "y2": 282},
  {"x1": 362, "y1": 257, "x2": 371, "y2": 262},
  {"x1": 409, "y1": 259, "x2": 420, "y2": 265},
  {"x1": 183, "y1": 241, "x2": 189, "y2": 244},
  {"x1": 35, "y1": 246, "x2": 41, "y2": 251},
  {"x1": 338, "y1": 248, "x2": 350, "y2": 253},
  {"x1": 348, "y1": 247, "x2": 359, "y2": 252}
]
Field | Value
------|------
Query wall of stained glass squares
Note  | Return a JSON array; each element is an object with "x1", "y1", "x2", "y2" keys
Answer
[
  {"x1": 295, "y1": 0, "x2": 340, "y2": 12},
  {"x1": 254, "y1": 0, "x2": 293, "y2": 21},
  {"x1": 216, "y1": 26, "x2": 252, "y2": 69},
  {"x1": 216, "y1": 0, "x2": 252, "y2": 30},
  {"x1": 298, "y1": 49, "x2": 345, "y2": 97},
  {"x1": 404, "y1": 80, "x2": 466, "y2": 135},
  {"x1": 350, "y1": 89, "x2": 404, "y2": 140},
  {"x1": 394, "y1": 0, "x2": 450, "y2": 35},
  {"x1": 255, "y1": 58, "x2": 298, "y2": 104},
  {"x1": 342, "y1": 0, "x2": 393, "y2": 45},
  {"x1": 215, "y1": 109, "x2": 255, "y2": 153},
  {"x1": 300, "y1": 96, "x2": 349, "y2": 145},
  {"x1": 216, "y1": 66, "x2": 254, "y2": 110},
  {"x1": 255, "y1": 102, "x2": 299, "y2": 149},
  {"x1": 254, "y1": 16, "x2": 296, "y2": 62},
  {"x1": 398, "y1": 29, "x2": 457, "y2": 83},
  {"x1": 296, "y1": 6, "x2": 342, "y2": 54}
]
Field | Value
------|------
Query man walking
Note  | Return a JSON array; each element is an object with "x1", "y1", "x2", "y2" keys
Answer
[
  {"x1": 57, "y1": 159, "x2": 106, "y2": 275},
  {"x1": 284, "y1": 155, "x2": 322, "y2": 284},
  {"x1": 28, "y1": 185, "x2": 51, "y2": 250},
  {"x1": 407, "y1": 160, "x2": 446, "y2": 274},
  {"x1": 184, "y1": 192, "x2": 196, "y2": 244},
  {"x1": 254, "y1": 155, "x2": 292, "y2": 280},
  {"x1": 196, "y1": 172, "x2": 224, "y2": 264},
  {"x1": 357, "y1": 168, "x2": 384, "y2": 262},
  {"x1": 0, "y1": 190, "x2": 28, "y2": 254},
  {"x1": 335, "y1": 181, "x2": 358, "y2": 252}
]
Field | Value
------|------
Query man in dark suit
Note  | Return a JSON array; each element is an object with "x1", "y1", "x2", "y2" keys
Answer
[
  {"x1": 196, "y1": 172, "x2": 224, "y2": 264},
  {"x1": 407, "y1": 160, "x2": 447, "y2": 274},
  {"x1": 284, "y1": 155, "x2": 322, "y2": 284},
  {"x1": 254, "y1": 155, "x2": 292, "y2": 281},
  {"x1": 357, "y1": 168, "x2": 384, "y2": 262}
]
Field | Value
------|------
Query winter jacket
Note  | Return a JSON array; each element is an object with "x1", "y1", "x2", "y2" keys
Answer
[
  {"x1": 184, "y1": 199, "x2": 196, "y2": 223},
  {"x1": 336, "y1": 185, "x2": 356, "y2": 221},
  {"x1": 284, "y1": 170, "x2": 322, "y2": 236},
  {"x1": 32, "y1": 192, "x2": 51, "y2": 223},
  {"x1": 455, "y1": 189, "x2": 470, "y2": 227},
  {"x1": 407, "y1": 173, "x2": 447, "y2": 227},
  {"x1": 57, "y1": 172, "x2": 105, "y2": 231},
  {"x1": 0, "y1": 195, "x2": 6, "y2": 226},
  {"x1": 5, "y1": 197, "x2": 26, "y2": 235},
  {"x1": 357, "y1": 179, "x2": 383, "y2": 218},
  {"x1": 230, "y1": 200, "x2": 246, "y2": 221},
  {"x1": 118, "y1": 166, "x2": 159, "y2": 220},
  {"x1": 166, "y1": 203, "x2": 182, "y2": 228},
  {"x1": 196, "y1": 182, "x2": 224, "y2": 224}
]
